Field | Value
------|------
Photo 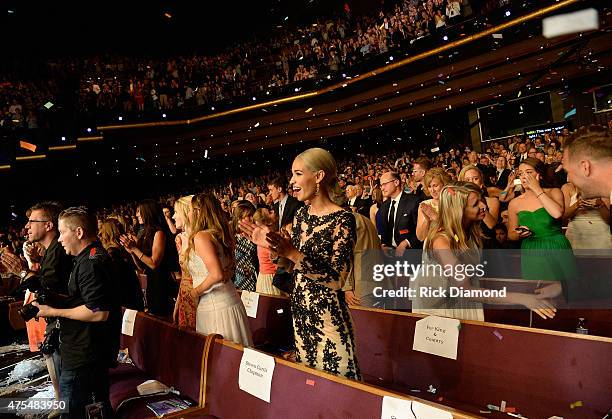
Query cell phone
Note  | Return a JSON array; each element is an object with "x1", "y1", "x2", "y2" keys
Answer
[{"x1": 513, "y1": 179, "x2": 522, "y2": 186}]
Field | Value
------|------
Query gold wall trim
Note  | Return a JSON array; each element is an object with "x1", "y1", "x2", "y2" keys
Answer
[
  {"x1": 16, "y1": 154, "x2": 46, "y2": 161},
  {"x1": 49, "y1": 144, "x2": 78, "y2": 151},
  {"x1": 97, "y1": 0, "x2": 580, "y2": 132},
  {"x1": 77, "y1": 136, "x2": 103, "y2": 142}
]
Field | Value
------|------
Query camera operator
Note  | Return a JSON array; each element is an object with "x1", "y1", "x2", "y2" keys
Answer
[
  {"x1": 0, "y1": 201, "x2": 71, "y2": 407},
  {"x1": 33, "y1": 207, "x2": 120, "y2": 419}
]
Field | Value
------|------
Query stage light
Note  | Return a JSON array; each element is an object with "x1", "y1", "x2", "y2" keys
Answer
[
  {"x1": 86, "y1": 128, "x2": 92, "y2": 133},
  {"x1": 162, "y1": 113, "x2": 167, "y2": 118},
  {"x1": 443, "y1": 35, "x2": 448, "y2": 41},
  {"x1": 61, "y1": 136, "x2": 66, "y2": 141},
  {"x1": 505, "y1": 10, "x2": 511, "y2": 17},
  {"x1": 118, "y1": 116, "x2": 123, "y2": 121}
]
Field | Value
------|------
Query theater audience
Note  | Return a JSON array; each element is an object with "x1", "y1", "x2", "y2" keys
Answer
[
  {"x1": 172, "y1": 195, "x2": 197, "y2": 329},
  {"x1": 252, "y1": 208, "x2": 282, "y2": 296},
  {"x1": 507, "y1": 157, "x2": 574, "y2": 284},
  {"x1": 241, "y1": 147, "x2": 361, "y2": 380},
  {"x1": 379, "y1": 171, "x2": 422, "y2": 254},
  {"x1": 120, "y1": 199, "x2": 179, "y2": 316},
  {"x1": 412, "y1": 181, "x2": 556, "y2": 320},
  {"x1": 416, "y1": 167, "x2": 452, "y2": 242},
  {"x1": 232, "y1": 201, "x2": 258, "y2": 291},
  {"x1": 186, "y1": 193, "x2": 252, "y2": 346},
  {"x1": 561, "y1": 182, "x2": 611, "y2": 251},
  {"x1": 99, "y1": 218, "x2": 144, "y2": 311}
]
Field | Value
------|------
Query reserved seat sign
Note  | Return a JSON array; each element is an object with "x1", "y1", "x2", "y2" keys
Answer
[
  {"x1": 412, "y1": 315, "x2": 460, "y2": 360},
  {"x1": 238, "y1": 347, "x2": 275, "y2": 403}
]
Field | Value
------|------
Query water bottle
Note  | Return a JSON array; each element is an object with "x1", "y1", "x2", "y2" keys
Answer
[{"x1": 576, "y1": 318, "x2": 588, "y2": 335}]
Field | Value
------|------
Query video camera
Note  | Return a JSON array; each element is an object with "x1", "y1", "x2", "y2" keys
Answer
[{"x1": 11, "y1": 275, "x2": 66, "y2": 322}]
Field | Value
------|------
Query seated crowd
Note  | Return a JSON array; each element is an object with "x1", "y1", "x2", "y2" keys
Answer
[
  {"x1": 0, "y1": 0, "x2": 507, "y2": 132},
  {"x1": 1, "y1": 124, "x2": 611, "y2": 417}
]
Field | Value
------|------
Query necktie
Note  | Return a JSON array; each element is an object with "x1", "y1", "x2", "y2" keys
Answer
[{"x1": 388, "y1": 200, "x2": 396, "y2": 230}]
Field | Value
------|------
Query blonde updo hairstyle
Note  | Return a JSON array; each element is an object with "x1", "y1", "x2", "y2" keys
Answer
[{"x1": 296, "y1": 147, "x2": 344, "y2": 205}]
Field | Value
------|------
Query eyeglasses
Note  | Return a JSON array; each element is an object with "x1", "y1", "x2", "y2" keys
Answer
[
  {"x1": 380, "y1": 179, "x2": 398, "y2": 186},
  {"x1": 26, "y1": 219, "x2": 49, "y2": 223}
]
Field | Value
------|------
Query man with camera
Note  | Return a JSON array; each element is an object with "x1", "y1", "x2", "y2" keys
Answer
[
  {"x1": 33, "y1": 207, "x2": 120, "y2": 419},
  {"x1": 1, "y1": 201, "x2": 71, "y2": 410}
]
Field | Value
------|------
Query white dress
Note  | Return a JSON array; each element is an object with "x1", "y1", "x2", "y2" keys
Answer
[
  {"x1": 411, "y1": 247, "x2": 484, "y2": 321},
  {"x1": 565, "y1": 192, "x2": 612, "y2": 251},
  {"x1": 187, "y1": 249, "x2": 253, "y2": 347}
]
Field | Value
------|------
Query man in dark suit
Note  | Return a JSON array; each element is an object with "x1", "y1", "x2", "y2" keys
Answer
[
  {"x1": 494, "y1": 156, "x2": 511, "y2": 189},
  {"x1": 268, "y1": 176, "x2": 302, "y2": 230},
  {"x1": 347, "y1": 184, "x2": 371, "y2": 218},
  {"x1": 378, "y1": 171, "x2": 423, "y2": 254}
]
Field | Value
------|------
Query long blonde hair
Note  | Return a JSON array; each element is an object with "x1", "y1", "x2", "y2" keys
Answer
[
  {"x1": 296, "y1": 147, "x2": 344, "y2": 204},
  {"x1": 174, "y1": 195, "x2": 193, "y2": 232},
  {"x1": 425, "y1": 181, "x2": 483, "y2": 256},
  {"x1": 185, "y1": 193, "x2": 235, "y2": 266}
]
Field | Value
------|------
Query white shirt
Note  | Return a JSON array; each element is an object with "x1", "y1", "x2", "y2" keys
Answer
[{"x1": 278, "y1": 194, "x2": 289, "y2": 229}]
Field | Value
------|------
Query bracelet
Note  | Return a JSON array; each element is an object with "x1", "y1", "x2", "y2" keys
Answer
[
  {"x1": 138, "y1": 252, "x2": 145, "y2": 260},
  {"x1": 536, "y1": 191, "x2": 545, "y2": 199}
]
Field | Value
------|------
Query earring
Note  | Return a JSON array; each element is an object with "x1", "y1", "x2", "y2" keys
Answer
[{"x1": 315, "y1": 183, "x2": 320, "y2": 196}]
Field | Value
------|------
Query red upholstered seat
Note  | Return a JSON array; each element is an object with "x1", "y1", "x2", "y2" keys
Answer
[{"x1": 110, "y1": 310, "x2": 213, "y2": 418}]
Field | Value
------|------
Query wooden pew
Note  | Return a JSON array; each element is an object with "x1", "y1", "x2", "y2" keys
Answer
[
  {"x1": 109, "y1": 310, "x2": 216, "y2": 418},
  {"x1": 203, "y1": 337, "x2": 476, "y2": 418},
  {"x1": 350, "y1": 306, "x2": 612, "y2": 419}
]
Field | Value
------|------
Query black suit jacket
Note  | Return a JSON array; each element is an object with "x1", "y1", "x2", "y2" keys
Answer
[
  {"x1": 274, "y1": 195, "x2": 303, "y2": 228},
  {"x1": 494, "y1": 168, "x2": 511, "y2": 189},
  {"x1": 379, "y1": 191, "x2": 423, "y2": 249},
  {"x1": 349, "y1": 197, "x2": 372, "y2": 218}
]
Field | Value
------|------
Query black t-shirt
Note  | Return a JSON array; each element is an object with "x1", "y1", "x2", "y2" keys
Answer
[
  {"x1": 39, "y1": 237, "x2": 72, "y2": 295},
  {"x1": 38, "y1": 237, "x2": 72, "y2": 333},
  {"x1": 59, "y1": 242, "x2": 120, "y2": 370}
]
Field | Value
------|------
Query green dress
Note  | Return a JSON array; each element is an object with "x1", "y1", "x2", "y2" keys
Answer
[{"x1": 518, "y1": 207, "x2": 575, "y2": 282}]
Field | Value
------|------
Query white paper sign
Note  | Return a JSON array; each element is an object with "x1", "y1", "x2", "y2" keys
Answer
[
  {"x1": 412, "y1": 316, "x2": 460, "y2": 360},
  {"x1": 412, "y1": 401, "x2": 453, "y2": 419},
  {"x1": 381, "y1": 396, "x2": 413, "y2": 419},
  {"x1": 543, "y1": 8, "x2": 598, "y2": 39},
  {"x1": 121, "y1": 309, "x2": 137, "y2": 336},
  {"x1": 238, "y1": 348, "x2": 275, "y2": 403},
  {"x1": 241, "y1": 291, "x2": 260, "y2": 318},
  {"x1": 381, "y1": 396, "x2": 452, "y2": 419}
]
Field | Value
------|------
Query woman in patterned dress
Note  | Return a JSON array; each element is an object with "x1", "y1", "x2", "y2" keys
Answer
[
  {"x1": 241, "y1": 148, "x2": 360, "y2": 380},
  {"x1": 172, "y1": 195, "x2": 197, "y2": 329}
]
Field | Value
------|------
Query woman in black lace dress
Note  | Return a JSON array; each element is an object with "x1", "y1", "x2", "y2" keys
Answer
[{"x1": 241, "y1": 148, "x2": 360, "y2": 380}]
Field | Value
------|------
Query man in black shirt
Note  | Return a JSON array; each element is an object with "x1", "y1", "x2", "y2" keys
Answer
[
  {"x1": 1, "y1": 201, "x2": 71, "y2": 406},
  {"x1": 34, "y1": 207, "x2": 119, "y2": 419}
]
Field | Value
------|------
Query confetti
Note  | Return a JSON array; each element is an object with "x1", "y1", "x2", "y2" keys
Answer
[
  {"x1": 453, "y1": 234, "x2": 459, "y2": 242},
  {"x1": 427, "y1": 385, "x2": 437, "y2": 394},
  {"x1": 493, "y1": 330, "x2": 503, "y2": 340},
  {"x1": 44, "y1": 101, "x2": 54, "y2": 109},
  {"x1": 570, "y1": 401, "x2": 583, "y2": 409},
  {"x1": 505, "y1": 407, "x2": 516, "y2": 413},
  {"x1": 492, "y1": 33, "x2": 503, "y2": 39},
  {"x1": 487, "y1": 404, "x2": 501, "y2": 411},
  {"x1": 305, "y1": 107, "x2": 313, "y2": 113},
  {"x1": 276, "y1": 309, "x2": 284, "y2": 314},
  {"x1": 501, "y1": 400, "x2": 507, "y2": 412},
  {"x1": 479, "y1": 410, "x2": 492, "y2": 414},
  {"x1": 306, "y1": 379, "x2": 315, "y2": 386}
]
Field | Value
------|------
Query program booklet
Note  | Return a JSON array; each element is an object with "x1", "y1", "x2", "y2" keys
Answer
[{"x1": 146, "y1": 398, "x2": 192, "y2": 418}]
